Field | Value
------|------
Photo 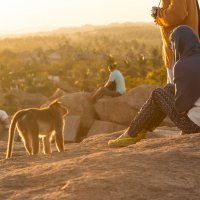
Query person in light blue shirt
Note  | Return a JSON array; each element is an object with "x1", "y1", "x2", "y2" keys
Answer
[{"x1": 91, "y1": 63, "x2": 126, "y2": 103}]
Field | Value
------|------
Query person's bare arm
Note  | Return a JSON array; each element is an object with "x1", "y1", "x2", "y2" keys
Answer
[{"x1": 104, "y1": 81, "x2": 113, "y2": 88}]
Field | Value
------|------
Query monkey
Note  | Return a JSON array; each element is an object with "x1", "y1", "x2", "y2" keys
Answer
[{"x1": 6, "y1": 100, "x2": 68, "y2": 159}]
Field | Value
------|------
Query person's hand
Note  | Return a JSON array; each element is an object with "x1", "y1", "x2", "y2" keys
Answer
[
  {"x1": 154, "y1": 19, "x2": 158, "y2": 25},
  {"x1": 151, "y1": 7, "x2": 159, "y2": 19}
]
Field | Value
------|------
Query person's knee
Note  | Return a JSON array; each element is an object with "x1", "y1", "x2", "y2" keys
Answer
[
  {"x1": 152, "y1": 88, "x2": 163, "y2": 98},
  {"x1": 163, "y1": 83, "x2": 175, "y2": 94}
]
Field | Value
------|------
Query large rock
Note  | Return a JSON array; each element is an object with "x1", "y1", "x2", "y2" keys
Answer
[
  {"x1": 63, "y1": 115, "x2": 81, "y2": 142},
  {"x1": 59, "y1": 92, "x2": 96, "y2": 131},
  {"x1": 3, "y1": 92, "x2": 21, "y2": 108},
  {"x1": 95, "y1": 85, "x2": 157, "y2": 125},
  {"x1": 20, "y1": 93, "x2": 48, "y2": 108},
  {"x1": 0, "y1": 123, "x2": 8, "y2": 141},
  {"x1": 0, "y1": 123, "x2": 19, "y2": 142},
  {"x1": 147, "y1": 126, "x2": 180, "y2": 138},
  {"x1": 87, "y1": 120, "x2": 126, "y2": 137},
  {"x1": 4, "y1": 90, "x2": 48, "y2": 109},
  {"x1": 0, "y1": 89, "x2": 5, "y2": 106}
]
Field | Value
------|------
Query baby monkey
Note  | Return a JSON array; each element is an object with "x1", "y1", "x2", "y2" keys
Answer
[{"x1": 6, "y1": 100, "x2": 67, "y2": 159}]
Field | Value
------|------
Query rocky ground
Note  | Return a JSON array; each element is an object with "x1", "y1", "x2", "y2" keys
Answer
[{"x1": 1, "y1": 128, "x2": 200, "y2": 200}]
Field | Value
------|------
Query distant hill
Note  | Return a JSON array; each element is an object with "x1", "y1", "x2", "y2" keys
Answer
[{"x1": 0, "y1": 22, "x2": 161, "y2": 55}]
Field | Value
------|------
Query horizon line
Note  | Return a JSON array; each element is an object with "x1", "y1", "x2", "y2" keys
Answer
[{"x1": 0, "y1": 21, "x2": 154, "y2": 38}]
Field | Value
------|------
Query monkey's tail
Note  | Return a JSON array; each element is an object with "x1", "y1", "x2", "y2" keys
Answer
[{"x1": 6, "y1": 111, "x2": 25, "y2": 159}]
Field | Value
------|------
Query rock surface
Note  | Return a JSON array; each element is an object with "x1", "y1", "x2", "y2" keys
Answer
[
  {"x1": 59, "y1": 92, "x2": 96, "y2": 131},
  {"x1": 1, "y1": 128, "x2": 200, "y2": 200},
  {"x1": 1, "y1": 85, "x2": 176, "y2": 144},
  {"x1": 87, "y1": 120, "x2": 126, "y2": 137},
  {"x1": 0, "y1": 124, "x2": 8, "y2": 141},
  {"x1": 64, "y1": 115, "x2": 81, "y2": 142},
  {"x1": 94, "y1": 85, "x2": 157, "y2": 125},
  {"x1": 4, "y1": 91, "x2": 48, "y2": 109},
  {"x1": 20, "y1": 93, "x2": 49, "y2": 108}
]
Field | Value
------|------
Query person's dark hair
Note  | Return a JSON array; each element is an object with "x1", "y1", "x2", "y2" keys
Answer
[{"x1": 108, "y1": 62, "x2": 117, "y2": 71}]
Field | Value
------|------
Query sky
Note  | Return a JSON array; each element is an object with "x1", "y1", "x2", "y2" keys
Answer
[
  {"x1": 0, "y1": 0, "x2": 158, "y2": 35},
  {"x1": 0, "y1": 0, "x2": 199, "y2": 35}
]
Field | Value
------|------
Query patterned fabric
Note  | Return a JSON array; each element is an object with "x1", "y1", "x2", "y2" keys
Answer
[{"x1": 127, "y1": 84, "x2": 200, "y2": 137}]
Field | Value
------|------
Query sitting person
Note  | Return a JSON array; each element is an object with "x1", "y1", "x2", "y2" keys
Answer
[
  {"x1": 108, "y1": 25, "x2": 200, "y2": 147},
  {"x1": 91, "y1": 63, "x2": 126, "y2": 103}
]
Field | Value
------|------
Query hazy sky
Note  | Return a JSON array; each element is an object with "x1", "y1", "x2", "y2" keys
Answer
[{"x1": 0, "y1": 0, "x2": 199, "y2": 35}]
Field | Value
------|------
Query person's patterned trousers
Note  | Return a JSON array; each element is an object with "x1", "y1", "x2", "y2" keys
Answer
[{"x1": 127, "y1": 84, "x2": 200, "y2": 137}]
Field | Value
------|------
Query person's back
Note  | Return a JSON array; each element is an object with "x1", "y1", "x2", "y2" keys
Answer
[{"x1": 109, "y1": 69, "x2": 126, "y2": 95}]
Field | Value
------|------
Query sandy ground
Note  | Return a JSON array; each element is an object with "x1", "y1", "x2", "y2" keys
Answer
[{"x1": 1, "y1": 130, "x2": 200, "y2": 200}]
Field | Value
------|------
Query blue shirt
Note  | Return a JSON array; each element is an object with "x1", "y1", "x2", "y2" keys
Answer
[{"x1": 108, "y1": 69, "x2": 126, "y2": 94}]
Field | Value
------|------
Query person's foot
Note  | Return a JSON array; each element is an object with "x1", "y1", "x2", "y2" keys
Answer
[
  {"x1": 117, "y1": 131, "x2": 129, "y2": 139},
  {"x1": 108, "y1": 132, "x2": 146, "y2": 147}
]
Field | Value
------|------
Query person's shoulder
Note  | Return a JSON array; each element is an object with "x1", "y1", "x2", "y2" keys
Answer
[
  {"x1": 116, "y1": 69, "x2": 124, "y2": 76},
  {"x1": 111, "y1": 69, "x2": 118, "y2": 75},
  {"x1": 114, "y1": 69, "x2": 122, "y2": 74}
]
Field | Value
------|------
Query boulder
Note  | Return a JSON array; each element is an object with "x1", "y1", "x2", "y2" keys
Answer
[
  {"x1": 0, "y1": 123, "x2": 8, "y2": 141},
  {"x1": 4, "y1": 92, "x2": 21, "y2": 108},
  {"x1": 4, "y1": 90, "x2": 48, "y2": 109},
  {"x1": 0, "y1": 124, "x2": 19, "y2": 142},
  {"x1": 48, "y1": 88, "x2": 67, "y2": 102},
  {"x1": 147, "y1": 126, "x2": 180, "y2": 138},
  {"x1": 64, "y1": 115, "x2": 81, "y2": 142},
  {"x1": 0, "y1": 91, "x2": 5, "y2": 106},
  {"x1": 95, "y1": 85, "x2": 157, "y2": 125},
  {"x1": 20, "y1": 93, "x2": 48, "y2": 108},
  {"x1": 87, "y1": 120, "x2": 126, "y2": 137},
  {"x1": 59, "y1": 92, "x2": 96, "y2": 131}
]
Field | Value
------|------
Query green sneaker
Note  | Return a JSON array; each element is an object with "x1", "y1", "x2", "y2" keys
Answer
[{"x1": 108, "y1": 132, "x2": 146, "y2": 147}]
